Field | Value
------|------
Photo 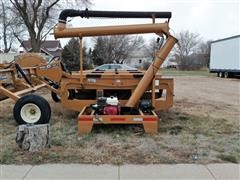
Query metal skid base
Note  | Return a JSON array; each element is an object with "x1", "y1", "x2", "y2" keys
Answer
[{"x1": 78, "y1": 106, "x2": 159, "y2": 135}]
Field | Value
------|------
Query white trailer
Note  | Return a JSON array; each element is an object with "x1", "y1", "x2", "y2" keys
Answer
[{"x1": 210, "y1": 35, "x2": 240, "y2": 78}]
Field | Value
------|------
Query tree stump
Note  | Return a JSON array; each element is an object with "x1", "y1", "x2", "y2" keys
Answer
[{"x1": 16, "y1": 124, "x2": 50, "y2": 151}]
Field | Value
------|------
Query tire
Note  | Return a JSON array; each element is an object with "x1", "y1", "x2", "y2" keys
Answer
[
  {"x1": 51, "y1": 84, "x2": 60, "y2": 102},
  {"x1": 224, "y1": 72, "x2": 231, "y2": 78},
  {"x1": 51, "y1": 89, "x2": 75, "y2": 102},
  {"x1": 51, "y1": 91, "x2": 61, "y2": 102},
  {"x1": 217, "y1": 72, "x2": 220, "y2": 77},
  {"x1": 219, "y1": 72, "x2": 224, "y2": 78},
  {"x1": 13, "y1": 94, "x2": 51, "y2": 125}
]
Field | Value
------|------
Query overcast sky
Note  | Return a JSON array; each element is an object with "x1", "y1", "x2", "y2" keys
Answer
[{"x1": 55, "y1": 0, "x2": 239, "y2": 45}]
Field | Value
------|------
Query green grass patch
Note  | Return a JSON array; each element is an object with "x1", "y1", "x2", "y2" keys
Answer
[
  {"x1": 160, "y1": 68, "x2": 215, "y2": 77},
  {"x1": 50, "y1": 135, "x2": 66, "y2": 146},
  {"x1": 169, "y1": 125, "x2": 183, "y2": 135},
  {"x1": 217, "y1": 154, "x2": 238, "y2": 163},
  {"x1": 0, "y1": 149, "x2": 16, "y2": 164},
  {"x1": 46, "y1": 152, "x2": 61, "y2": 162},
  {"x1": 31, "y1": 155, "x2": 43, "y2": 164},
  {"x1": 76, "y1": 133, "x2": 95, "y2": 147}
]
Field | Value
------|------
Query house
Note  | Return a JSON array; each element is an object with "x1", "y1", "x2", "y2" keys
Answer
[{"x1": 19, "y1": 40, "x2": 63, "y2": 57}]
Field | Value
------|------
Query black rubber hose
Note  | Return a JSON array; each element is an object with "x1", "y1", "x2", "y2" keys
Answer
[
  {"x1": 58, "y1": 9, "x2": 171, "y2": 23},
  {"x1": 59, "y1": 9, "x2": 82, "y2": 23},
  {"x1": 15, "y1": 64, "x2": 32, "y2": 86}
]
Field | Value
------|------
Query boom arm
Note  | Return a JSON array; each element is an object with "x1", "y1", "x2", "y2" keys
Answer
[
  {"x1": 54, "y1": 9, "x2": 172, "y2": 38},
  {"x1": 53, "y1": 9, "x2": 178, "y2": 107}
]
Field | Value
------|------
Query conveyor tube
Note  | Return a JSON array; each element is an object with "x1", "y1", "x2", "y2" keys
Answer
[{"x1": 126, "y1": 35, "x2": 177, "y2": 107}]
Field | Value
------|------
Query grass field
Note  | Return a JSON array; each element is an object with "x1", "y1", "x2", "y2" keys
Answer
[
  {"x1": 160, "y1": 68, "x2": 215, "y2": 77},
  {"x1": 1, "y1": 101, "x2": 239, "y2": 165}
]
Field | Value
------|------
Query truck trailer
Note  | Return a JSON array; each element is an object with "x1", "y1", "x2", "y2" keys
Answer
[{"x1": 210, "y1": 35, "x2": 240, "y2": 78}]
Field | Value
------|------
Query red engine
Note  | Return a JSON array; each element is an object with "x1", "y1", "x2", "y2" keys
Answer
[
  {"x1": 93, "y1": 96, "x2": 121, "y2": 115},
  {"x1": 103, "y1": 105, "x2": 119, "y2": 115}
]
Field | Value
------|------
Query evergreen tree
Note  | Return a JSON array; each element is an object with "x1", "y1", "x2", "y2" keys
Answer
[{"x1": 61, "y1": 38, "x2": 92, "y2": 71}]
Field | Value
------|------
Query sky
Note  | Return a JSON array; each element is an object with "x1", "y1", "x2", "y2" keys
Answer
[{"x1": 53, "y1": 0, "x2": 240, "y2": 46}]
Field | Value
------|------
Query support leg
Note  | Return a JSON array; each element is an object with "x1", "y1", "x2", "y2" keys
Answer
[
  {"x1": 78, "y1": 121, "x2": 93, "y2": 136},
  {"x1": 143, "y1": 122, "x2": 158, "y2": 134}
]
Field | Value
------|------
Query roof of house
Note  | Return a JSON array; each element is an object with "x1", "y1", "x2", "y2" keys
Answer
[{"x1": 20, "y1": 40, "x2": 63, "y2": 57}]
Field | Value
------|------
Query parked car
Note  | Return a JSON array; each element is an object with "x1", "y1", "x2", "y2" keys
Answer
[{"x1": 94, "y1": 64, "x2": 137, "y2": 71}]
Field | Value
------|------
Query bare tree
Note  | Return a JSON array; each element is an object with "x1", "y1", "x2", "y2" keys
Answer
[
  {"x1": 0, "y1": 0, "x2": 25, "y2": 52},
  {"x1": 174, "y1": 30, "x2": 200, "y2": 57},
  {"x1": 173, "y1": 30, "x2": 200, "y2": 70},
  {"x1": 91, "y1": 35, "x2": 144, "y2": 65},
  {"x1": 144, "y1": 37, "x2": 162, "y2": 60},
  {"x1": 9, "y1": 0, "x2": 92, "y2": 52},
  {"x1": 198, "y1": 40, "x2": 212, "y2": 67}
]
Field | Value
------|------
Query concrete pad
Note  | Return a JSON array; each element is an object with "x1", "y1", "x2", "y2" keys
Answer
[
  {"x1": 120, "y1": 164, "x2": 214, "y2": 180},
  {"x1": 0, "y1": 165, "x2": 32, "y2": 180},
  {"x1": 207, "y1": 163, "x2": 240, "y2": 180},
  {"x1": 24, "y1": 164, "x2": 118, "y2": 180}
]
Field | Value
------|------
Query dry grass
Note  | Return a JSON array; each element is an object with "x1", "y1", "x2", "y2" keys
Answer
[
  {"x1": 1, "y1": 101, "x2": 239, "y2": 165},
  {"x1": 1, "y1": 80, "x2": 240, "y2": 165}
]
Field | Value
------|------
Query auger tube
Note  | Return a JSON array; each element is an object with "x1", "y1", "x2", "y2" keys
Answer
[{"x1": 126, "y1": 35, "x2": 178, "y2": 107}]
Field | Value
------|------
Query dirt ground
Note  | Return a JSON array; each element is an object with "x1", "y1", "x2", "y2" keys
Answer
[
  {"x1": 173, "y1": 76, "x2": 240, "y2": 123},
  {"x1": 0, "y1": 76, "x2": 239, "y2": 164}
]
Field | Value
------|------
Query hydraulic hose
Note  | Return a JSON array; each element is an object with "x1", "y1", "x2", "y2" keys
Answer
[{"x1": 58, "y1": 9, "x2": 172, "y2": 23}]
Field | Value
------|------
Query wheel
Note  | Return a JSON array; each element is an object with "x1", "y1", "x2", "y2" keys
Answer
[
  {"x1": 51, "y1": 91, "x2": 61, "y2": 102},
  {"x1": 224, "y1": 72, "x2": 231, "y2": 78},
  {"x1": 217, "y1": 72, "x2": 220, "y2": 77},
  {"x1": 13, "y1": 94, "x2": 51, "y2": 125},
  {"x1": 51, "y1": 84, "x2": 61, "y2": 102},
  {"x1": 224, "y1": 72, "x2": 228, "y2": 78},
  {"x1": 219, "y1": 72, "x2": 224, "y2": 78},
  {"x1": 51, "y1": 89, "x2": 75, "y2": 102}
]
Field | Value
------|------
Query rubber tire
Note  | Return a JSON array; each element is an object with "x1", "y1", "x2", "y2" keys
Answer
[
  {"x1": 51, "y1": 90, "x2": 75, "y2": 102},
  {"x1": 51, "y1": 84, "x2": 60, "y2": 102},
  {"x1": 51, "y1": 91, "x2": 61, "y2": 102},
  {"x1": 219, "y1": 72, "x2": 224, "y2": 78},
  {"x1": 13, "y1": 94, "x2": 51, "y2": 125},
  {"x1": 224, "y1": 72, "x2": 231, "y2": 78}
]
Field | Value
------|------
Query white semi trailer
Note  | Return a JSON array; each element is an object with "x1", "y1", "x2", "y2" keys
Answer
[{"x1": 210, "y1": 35, "x2": 240, "y2": 78}]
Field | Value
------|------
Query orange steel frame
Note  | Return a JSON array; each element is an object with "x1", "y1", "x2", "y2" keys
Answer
[
  {"x1": 53, "y1": 18, "x2": 177, "y2": 135},
  {"x1": 0, "y1": 17, "x2": 177, "y2": 135},
  {"x1": 0, "y1": 54, "x2": 47, "y2": 101}
]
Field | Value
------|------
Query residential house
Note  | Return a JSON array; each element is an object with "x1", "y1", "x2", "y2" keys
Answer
[{"x1": 19, "y1": 40, "x2": 63, "y2": 57}]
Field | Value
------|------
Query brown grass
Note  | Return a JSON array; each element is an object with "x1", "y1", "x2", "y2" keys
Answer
[{"x1": 1, "y1": 97, "x2": 239, "y2": 164}]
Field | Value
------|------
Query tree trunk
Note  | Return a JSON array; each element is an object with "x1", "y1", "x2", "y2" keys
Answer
[
  {"x1": 30, "y1": 37, "x2": 41, "y2": 52},
  {"x1": 16, "y1": 124, "x2": 50, "y2": 151}
]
